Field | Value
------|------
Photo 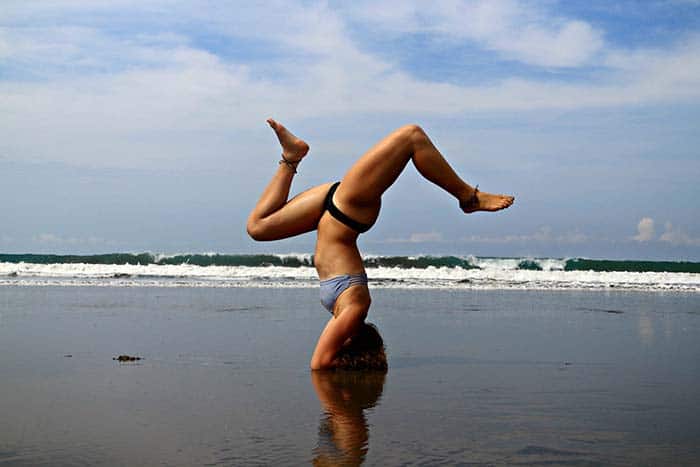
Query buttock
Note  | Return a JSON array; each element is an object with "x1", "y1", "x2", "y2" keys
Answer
[{"x1": 324, "y1": 182, "x2": 375, "y2": 233}]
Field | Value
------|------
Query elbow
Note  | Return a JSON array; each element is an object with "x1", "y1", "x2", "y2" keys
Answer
[{"x1": 310, "y1": 353, "x2": 335, "y2": 371}]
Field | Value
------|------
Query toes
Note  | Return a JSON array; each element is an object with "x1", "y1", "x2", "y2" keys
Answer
[{"x1": 267, "y1": 118, "x2": 281, "y2": 132}]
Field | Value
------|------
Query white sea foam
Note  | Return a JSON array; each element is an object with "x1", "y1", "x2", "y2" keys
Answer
[
  {"x1": 273, "y1": 252, "x2": 313, "y2": 263},
  {"x1": 467, "y1": 256, "x2": 567, "y2": 271},
  {"x1": 1, "y1": 262, "x2": 698, "y2": 291}
]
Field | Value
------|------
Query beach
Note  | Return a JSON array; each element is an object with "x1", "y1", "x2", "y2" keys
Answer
[
  {"x1": 5, "y1": 0, "x2": 700, "y2": 464},
  {"x1": 1, "y1": 284, "x2": 699, "y2": 465}
]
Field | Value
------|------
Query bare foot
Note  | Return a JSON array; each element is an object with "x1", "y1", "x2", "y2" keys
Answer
[
  {"x1": 267, "y1": 118, "x2": 309, "y2": 162},
  {"x1": 460, "y1": 187, "x2": 515, "y2": 213}
]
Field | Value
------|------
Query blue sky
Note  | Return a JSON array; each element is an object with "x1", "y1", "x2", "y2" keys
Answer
[{"x1": 1, "y1": 0, "x2": 699, "y2": 260}]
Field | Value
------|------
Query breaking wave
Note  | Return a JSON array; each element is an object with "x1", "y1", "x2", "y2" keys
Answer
[{"x1": 1, "y1": 253, "x2": 698, "y2": 291}]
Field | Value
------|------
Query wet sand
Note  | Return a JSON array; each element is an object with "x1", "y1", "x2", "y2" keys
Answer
[{"x1": 1, "y1": 286, "x2": 699, "y2": 465}]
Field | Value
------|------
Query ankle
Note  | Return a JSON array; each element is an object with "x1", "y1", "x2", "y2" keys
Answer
[
  {"x1": 458, "y1": 185, "x2": 477, "y2": 202},
  {"x1": 279, "y1": 154, "x2": 299, "y2": 173},
  {"x1": 459, "y1": 185, "x2": 479, "y2": 208}
]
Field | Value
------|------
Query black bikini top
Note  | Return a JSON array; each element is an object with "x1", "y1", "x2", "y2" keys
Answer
[{"x1": 324, "y1": 182, "x2": 373, "y2": 233}]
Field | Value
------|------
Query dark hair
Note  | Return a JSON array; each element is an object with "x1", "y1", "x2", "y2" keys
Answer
[{"x1": 333, "y1": 322, "x2": 388, "y2": 371}]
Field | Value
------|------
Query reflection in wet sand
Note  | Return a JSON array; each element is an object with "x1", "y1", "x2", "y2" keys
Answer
[
  {"x1": 311, "y1": 371, "x2": 386, "y2": 466},
  {"x1": 638, "y1": 313, "x2": 654, "y2": 345}
]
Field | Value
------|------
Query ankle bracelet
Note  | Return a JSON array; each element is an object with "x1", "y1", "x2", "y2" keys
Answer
[{"x1": 278, "y1": 153, "x2": 299, "y2": 173}]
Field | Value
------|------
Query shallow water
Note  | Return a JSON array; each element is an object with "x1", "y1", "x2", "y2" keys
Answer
[{"x1": 1, "y1": 287, "x2": 699, "y2": 465}]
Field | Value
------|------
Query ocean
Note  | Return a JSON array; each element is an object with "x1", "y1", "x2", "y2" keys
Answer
[
  {"x1": 1, "y1": 253, "x2": 699, "y2": 291},
  {"x1": 1, "y1": 253, "x2": 699, "y2": 465}
]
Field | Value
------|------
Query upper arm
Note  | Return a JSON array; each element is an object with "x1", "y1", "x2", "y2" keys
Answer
[
  {"x1": 310, "y1": 309, "x2": 362, "y2": 370},
  {"x1": 310, "y1": 287, "x2": 370, "y2": 370}
]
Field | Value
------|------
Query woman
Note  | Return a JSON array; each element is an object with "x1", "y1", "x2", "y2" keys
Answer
[{"x1": 247, "y1": 119, "x2": 514, "y2": 370}]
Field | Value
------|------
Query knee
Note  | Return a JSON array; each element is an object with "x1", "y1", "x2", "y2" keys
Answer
[
  {"x1": 399, "y1": 124, "x2": 428, "y2": 145},
  {"x1": 246, "y1": 218, "x2": 268, "y2": 241}
]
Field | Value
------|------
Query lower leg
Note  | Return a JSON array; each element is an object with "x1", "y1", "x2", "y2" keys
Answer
[
  {"x1": 248, "y1": 164, "x2": 296, "y2": 224},
  {"x1": 250, "y1": 118, "x2": 310, "y2": 219},
  {"x1": 409, "y1": 126, "x2": 515, "y2": 212},
  {"x1": 410, "y1": 126, "x2": 473, "y2": 201},
  {"x1": 247, "y1": 120, "x2": 328, "y2": 241},
  {"x1": 338, "y1": 124, "x2": 513, "y2": 212}
]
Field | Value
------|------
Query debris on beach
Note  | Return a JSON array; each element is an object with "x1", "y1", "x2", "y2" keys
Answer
[
  {"x1": 113, "y1": 355, "x2": 143, "y2": 362},
  {"x1": 558, "y1": 361, "x2": 573, "y2": 371}
]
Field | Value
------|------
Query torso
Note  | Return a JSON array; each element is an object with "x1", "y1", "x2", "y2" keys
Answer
[
  {"x1": 314, "y1": 213, "x2": 365, "y2": 280},
  {"x1": 315, "y1": 182, "x2": 382, "y2": 280}
]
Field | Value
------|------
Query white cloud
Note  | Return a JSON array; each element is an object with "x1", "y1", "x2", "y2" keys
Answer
[
  {"x1": 633, "y1": 217, "x2": 656, "y2": 242},
  {"x1": 1, "y1": 1, "x2": 699, "y2": 171},
  {"x1": 604, "y1": 35, "x2": 700, "y2": 100},
  {"x1": 385, "y1": 231, "x2": 444, "y2": 243},
  {"x1": 462, "y1": 226, "x2": 588, "y2": 244},
  {"x1": 346, "y1": 0, "x2": 604, "y2": 67},
  {"x1": 444, "y1": 1, "x2": 604, "y2": 67},
  {"x1": 659, "y1": 222, "x2": 700, "y2": 246},
  {"x1": 34, "y1": 233, "x2": 62, "y2": 244},
  {"x1": 33, "y1": 233, "x2": 109, "y2": 246},
  {"x1": 557, "y1": 230, "x2": 589, "y2": 245},
  {"x1": 409, "y1": 231, "x2": 443, "y2": 243},
  {"x1": 664, "y1": 0, "x2": 700, "y2": 5},
  {"x1": 628, "y1": 219, "x2": 700, "y2": 246}
]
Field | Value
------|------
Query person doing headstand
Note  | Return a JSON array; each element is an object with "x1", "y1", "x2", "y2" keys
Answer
[{"x1": 247, "y1": 119, "x2": 514, "y2": 370}]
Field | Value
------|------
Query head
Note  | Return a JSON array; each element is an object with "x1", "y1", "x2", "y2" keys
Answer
[{"x1": 333, "y1": 322, "x2": 388, "y2": 372}]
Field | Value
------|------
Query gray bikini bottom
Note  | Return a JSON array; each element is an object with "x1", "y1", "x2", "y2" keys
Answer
[{"x1": 319, "y1": 272, "x2": 368, "y2": 313}]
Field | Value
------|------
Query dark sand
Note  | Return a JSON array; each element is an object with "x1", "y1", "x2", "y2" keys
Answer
[{"x1": 1, "y1": 286, "x2": 699, "y2": 465}]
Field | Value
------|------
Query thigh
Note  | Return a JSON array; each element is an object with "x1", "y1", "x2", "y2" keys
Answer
[
  {"x1": 331, "y1": 126, "x2": 415, "y2": 226},
  {"x1": 257, "y1": 182, "x2": 333, "y2": 240},
  {"x1": 336, "y1": 125, "x2": 414, "y2": 207}
]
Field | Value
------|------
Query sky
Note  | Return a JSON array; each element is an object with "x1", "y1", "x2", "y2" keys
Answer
[{"x1": 1, "y1": 0, "x2": 699, "y2": 260}]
